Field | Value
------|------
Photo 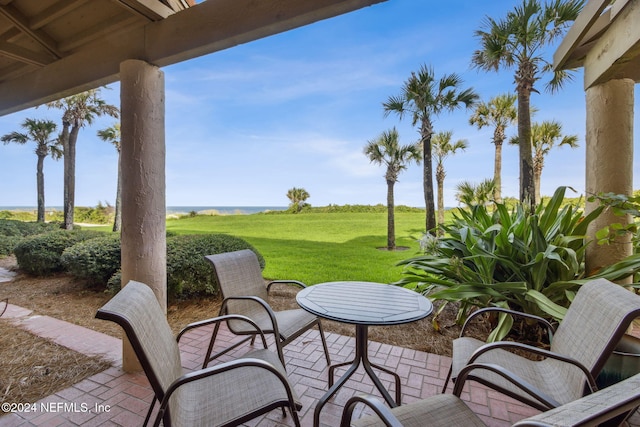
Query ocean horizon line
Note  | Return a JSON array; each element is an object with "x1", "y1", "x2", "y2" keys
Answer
[{"x1": 0, "y1": 206, "x2": 288, "y2": 215}]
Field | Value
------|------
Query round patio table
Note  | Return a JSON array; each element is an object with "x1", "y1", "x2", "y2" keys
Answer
[{"x1": 296, "y1": 281, "x2": 432, "y2": 427}]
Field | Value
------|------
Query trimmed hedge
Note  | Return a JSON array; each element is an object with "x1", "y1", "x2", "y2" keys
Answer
[
  {"x1": 0, "y1": 236, "x2": 23, "y2": 257},
  {"x1": 61, "y1": 234, "x2": 121, "y2": 286},
  {"x1": 166, "y1": 234, "x2": 264, "y2": 297},
  {"x1": 13, "y1": 230, "x2": 103, "y2": 276},
  {"x1": 12, "y1": 226, "x2": 262, "y2": 298},
  {"x1": 0, "y1": 219, "x2": 63, "y2": 257}
]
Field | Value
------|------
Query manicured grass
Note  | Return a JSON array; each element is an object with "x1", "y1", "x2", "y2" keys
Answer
[{"x1": 166, "y1": 212, "x2": 427, "y2": 284}]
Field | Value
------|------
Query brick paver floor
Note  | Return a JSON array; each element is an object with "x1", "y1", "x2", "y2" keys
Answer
[{"x1": 1, "y1": 302, "x2": 638, "y2": 427}]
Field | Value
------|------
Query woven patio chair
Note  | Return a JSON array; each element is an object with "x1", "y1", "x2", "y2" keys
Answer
[
  {"x1": 443, "y1": 278, "x2": 640, "y2": 411},
  {"x1": 340, "y1": 371, "x2": 640, "y2": 427},
  {"x1": 204, "y1": 249, "x2": 331, "y2": 367},
  {"x1": 96, "y1": 280, "x2": 302, "y2": 427}
]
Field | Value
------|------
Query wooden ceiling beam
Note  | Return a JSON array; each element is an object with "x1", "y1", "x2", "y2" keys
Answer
[
  {"x1": 114, "y1": 0, "x2": 175, "y2": 20},
  {"x1": 0, "y1": 41, "x2": 55, "y2": 66},
  {"x1": 59, "y1": 13, "x2": 142, "y2": 52},
  {"x1": 584, "y1": 0, "x2": 640, "y2": 88},
  {"x1": 553, "y1": 0, "x2": 610, "y2": 71},
  {"x1": 30, "y1": 0, "x2": 91, "y2": 30},
  {"x1": 0, "y1": 3, "x2": 62, "y2": 58},
  {"x1": 0, "y1": 0, "x2": 386, "y2": 115}
]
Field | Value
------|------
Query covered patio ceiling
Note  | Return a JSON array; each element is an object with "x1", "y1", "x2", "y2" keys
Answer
[
  {"x1": 554, "y1": 0, "x2": 640, "y2": 88},
  {"x1": 0, "y1": 0, "x2": 385, "y2": 116}
]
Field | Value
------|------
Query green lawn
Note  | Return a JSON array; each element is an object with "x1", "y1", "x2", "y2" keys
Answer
[{"x1": 166, "y1": 212, "x2": 427, "y2": 285}]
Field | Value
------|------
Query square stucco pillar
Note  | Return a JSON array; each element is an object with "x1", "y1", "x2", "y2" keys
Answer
[
  {"x1": 120, "y1": 59, "x2": 167, "y2": 372},
  {"x1": 585, "y1": 78, "x2": 634, "y2": 280}
]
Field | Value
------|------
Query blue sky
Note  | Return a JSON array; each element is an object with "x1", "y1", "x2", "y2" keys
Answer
[{"x1": 0, "y1": 0, "x2": 638, "y2": 209}]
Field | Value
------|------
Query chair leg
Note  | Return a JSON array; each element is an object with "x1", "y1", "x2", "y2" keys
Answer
[
  {"x1": 318, "y1": 321, "x2": 332, "y2": 365},
  {"x1": 290, "y1": 406, "x2": 302, "y2": 427},
  {"x1": 441, "y1": 365, "x2": 453, "y2": 393},
  {"x1": 142, "y1": 398, "x2": 157, "y2": 427},
  {"x1": 275, "y1": 340, "x2": 287, "y2": 367}
]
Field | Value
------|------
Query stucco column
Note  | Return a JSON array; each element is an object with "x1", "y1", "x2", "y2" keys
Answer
[
  {"x1": 120, "y1": 59, "x2": 167, "y2": 372},
  {"x1": 584, "y1": 79, "x2": 634, "y2": 280}
]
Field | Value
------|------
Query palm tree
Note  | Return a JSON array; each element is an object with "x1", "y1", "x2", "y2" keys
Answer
[
  {"x1": 47, "y1": 89, "x2": 119, "y2": 229},
  {"x1": 432, "y1": 131, "x2": 467, "y2": 232},
  {"x1": 97, "y1": 123, "x2": 122, "y2": 232},
  {"x1": 510, "y1": 120, "x2": 579, "y2": 201},
  {"x1": 455, "y1": 178, "x2": 497, "y2": 209},
  {"x1": 364, "y1": 128, "x2": 421, "y2": 250},
  {"x1": 1, "y1": 119, "x2": 61, "y2": 223},
  {"x1": 468, "y1": 93, "x2": 517, "y2": 203},
  {"x1": 472, "y1": 0, "x2": 583, "y2": 210},
  {"x1": 383, "y1": 64, "x2": 478, "y2": 234},
  {"x1": 286, "y1": 187, "x2": 310, "y2": 213}
]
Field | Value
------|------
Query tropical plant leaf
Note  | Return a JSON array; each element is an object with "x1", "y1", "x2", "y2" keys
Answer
[{"x1": 525, "y1": 289, "x2": 568, "y2": 320}]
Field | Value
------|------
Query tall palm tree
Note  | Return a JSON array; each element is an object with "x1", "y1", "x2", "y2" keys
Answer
[
  {"x1": 364, "y1": 128, "x2": 421, "y2": 250},
  {"x1": 286, "y1": 187, "x2": 310, "y2": 213},
  {"x1": 432, "y1": 131, "x2": 467, "y2": 232},
  {"x1": 472, "y1": 0, "x2": 583, "y2": 210},
  {"x1": 1, "y1": 119, "x2": 61, "y2": 222},
  {"x1": 47, "y1": 89, "x2": 119, "y2": 229},
  {"x1": 468, "y1": 93, "x2": 517, "y2": 203},
  {"x1": 383, "y1": 64, "x2": 478, "y2": 234},
  {"x1": 510, "y1": 120, "x2": 578, "y2": 201},
  {"x1": 97, "y1": 123, "x2": 122, "y2": 232}
]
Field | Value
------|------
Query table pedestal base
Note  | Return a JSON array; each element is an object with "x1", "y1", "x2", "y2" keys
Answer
[{"x1": 313, "y1": 324, "x2": 401, "y2": 427}]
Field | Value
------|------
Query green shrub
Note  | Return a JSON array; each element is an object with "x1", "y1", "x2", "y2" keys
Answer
[
  {"x1": 14, "y1": 230, "x2": 103, "y2": 276},
  {"x1": 74, "y1": 202, "x2": 114, "y2": 224},
  {"x1": 61, "y1": 234, "x2": 121, "y2": 286},
  {"x1": 0, "y1": 219, "x2": 60, "y2": 237},
  {"x1": 0, "y1": 236, "x2": 23, "y2": 257},
  {"x1": 166, "y1": 234, "x2": 264, "y2": 297},
  {"x1": 397, "y1": 186, "x2": 640, "y2": 339},
  {"x1": 107, "y1": 270, "x2": 122, "y2": 294}
]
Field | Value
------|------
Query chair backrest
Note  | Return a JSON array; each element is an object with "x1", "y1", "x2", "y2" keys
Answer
[
  {"x1": 96, "y1": 280, "x2": 183, "y2": 404},
  {"x1": 205, "y1": 250, "x2": 269, "y2": 319},
  {"x1": 551, "y1": 278, "x2": 640, "y2": 395},
  {"x1": 514, "y1": 372, "x2": 640, "y2": 426}
]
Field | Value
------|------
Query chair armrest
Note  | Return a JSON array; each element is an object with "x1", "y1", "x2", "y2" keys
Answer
[
  {"x1": 267, "y1": 279, "x2": 307, "y2": 292},
  {"x1": 460, "y1": 307, "x2": 556, "y2": 341},
  {"x1": 453, "y1": 362, "x2": 563, "y2": 409},
  {"x1": 513, "y1": 373, "x2": 640, "y2": 427},
  {"x1": 466, "y1": 340, "x2": 598, "y2": 394},
  {"x1": 152, "y1": 357, "x2": 300, "y2": 427},
  {"x1": 220, "y1": 294, "x2": 278, "y2": 324},
  {"x1": 339, "y1": 394, "x2": 403, "y2": 427},
  {"x1": 176, "y1": 314, "x2": 268, "y2": 349}
]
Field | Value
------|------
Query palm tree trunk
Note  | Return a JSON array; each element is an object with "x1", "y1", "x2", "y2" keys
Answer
[
  {"x1": 59, "y1": 123, "x2": 71, "y2": 229},
  {"x1": 437, "y1": 179, "x2": 445, "y2": 237},
  {"x1": 517, "y1": 88, "x2": 535, "y2": 211},
  {"x1": 494, "y1": 140, "x2": 503, "y2": 203},
  {"x1": 113, "y1": 152, "x2": 122, "y2": 232},
  {"x1": 36, "y1": 154, "x2": 45, "y2": 223},
  {"x1": 63, "y1": 125, "x2": 80, "y2": 230},
  {"x1": 534, "y1": 164, "x2": 542, "y2": 204},
  {"x1": 421, "y1": 123, "x2": 436, "y2": 234},
  {"x1": 386, "y1": 179, "x2": 395, "y2": 250}
]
